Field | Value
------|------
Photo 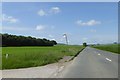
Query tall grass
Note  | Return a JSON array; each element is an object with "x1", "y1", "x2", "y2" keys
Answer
[
  {"x1": 2, "y1": 45, "x2": 84, "y2": 69},
  {"x1": 92, "y1": 44, "x2": 119, "y2": 54}
]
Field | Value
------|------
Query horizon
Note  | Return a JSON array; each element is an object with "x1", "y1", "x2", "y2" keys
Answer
[
  {"x1": 1, "y1": 2, "x2": 118, "y2": 45},
  {"x1": 1, "y1": 33, "x2": 118, "y2": 45}
]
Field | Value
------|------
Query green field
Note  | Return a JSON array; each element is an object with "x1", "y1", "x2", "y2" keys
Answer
[
  {"x1": 92, "y1": 44, "x2": 119, "y2": 54},
  {"x1": 2, "y1": 45, "x2": 84, "y2": 69}
]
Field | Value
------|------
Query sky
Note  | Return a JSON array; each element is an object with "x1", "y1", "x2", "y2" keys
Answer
[
  {"x1": 1, "y1": 2, "x2": 118, "y2": 45},
  {"x1": 1, "y1": 0, "x2": 119, "y2": 2}
]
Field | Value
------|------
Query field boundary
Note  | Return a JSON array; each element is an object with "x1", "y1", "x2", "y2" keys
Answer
[
  {"x1": 70, "y1": 47, "x2": 85, "y2": 61},
  {"x1": 2, "y1": 45, "x2": 84, "y2": 69},
  {"x1": 91, "y1": 47, "x2": 119, "y2": 55},
  {"x1": 91, "y1": 44, "x2": 119, "y2": 54}
]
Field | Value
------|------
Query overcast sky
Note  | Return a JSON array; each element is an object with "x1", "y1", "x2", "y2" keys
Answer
[{"x1": 1, "y1": 2, "x2": 118, "y2": 45}]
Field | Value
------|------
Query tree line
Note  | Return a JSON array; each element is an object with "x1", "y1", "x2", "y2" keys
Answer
[{"x1": 2, "y1": 33, "x2": 57, "y2": 46}]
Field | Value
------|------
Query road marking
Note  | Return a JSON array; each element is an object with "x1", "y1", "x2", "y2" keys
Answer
[
  {"x1": 106, "y1": 58, "x2": 112, "y2": 62},
  {"x1": 53, "y1": 66, "x2": 65, "y2": 77},
  {"x1": 58, "y1": 66, "x2": 64, "y2": 72},
  {"x1": 98, "y1": 54, "x2": 101, "y2": 55},
  {"x1": 54, "y1": 73, "x2": 57, "y2": 76}
]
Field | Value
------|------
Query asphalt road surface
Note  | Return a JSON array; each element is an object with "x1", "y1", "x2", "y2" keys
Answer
[{"x1": 55, "y1": 47, "x2": 118, "y2": 78}]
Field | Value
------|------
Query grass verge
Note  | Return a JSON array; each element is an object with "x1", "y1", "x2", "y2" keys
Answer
[
  {"x1": 92, "y1": 44, "x2": 119, "y2": 54},
  {"x1": 2, "y1": 45, "x2": 84, "y2": 69}
]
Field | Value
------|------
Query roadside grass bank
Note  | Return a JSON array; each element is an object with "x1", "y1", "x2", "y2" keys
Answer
[
  {"x1": 92, "y1": 44, "x2": 119, "y2": 54},
  {"x1": 70, "y1": 47, "x2": 85, "y2": 61},
  {"x1": 2, "y1": 45, "x2": 84, "y2": 69}
]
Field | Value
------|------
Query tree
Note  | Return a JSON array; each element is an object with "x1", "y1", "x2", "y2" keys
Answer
[
  {"x1": 113, "y1": 42, "x2": 117, "y2": 44},
  {"x1": 2, "y1": 33, "x2": 57, "y2": 46},
  {"x1": 83, "y1": 42, "x2": 87, "y2": 47},
  {"x1": 51, "y1": 40, "x2": 57, "y2": 45}
]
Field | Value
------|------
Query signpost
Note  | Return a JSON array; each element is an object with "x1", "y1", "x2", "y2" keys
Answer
[{"x1": 6, "y1": 54, "x2": 9, "y2": 59}]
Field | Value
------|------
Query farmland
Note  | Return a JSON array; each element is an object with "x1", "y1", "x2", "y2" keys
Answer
[
  {"x1": 2, "y1": 45, "x2": 84, "y2": 69},
  {"x1": 92, "y1": 44, "x2": 119, "y2": 54}
]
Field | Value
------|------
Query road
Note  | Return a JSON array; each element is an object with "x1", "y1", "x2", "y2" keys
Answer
[
  {"x1": 54, "y1": 47, "x2": 118, "y2": 78},
  {"x1": 2, "y1": 63, "x2": 59, "y2": 78}
]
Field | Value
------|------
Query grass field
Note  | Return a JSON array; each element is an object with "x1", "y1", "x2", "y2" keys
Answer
[
  {"x1": 2, "y1": 45, "x2": 84, "y2": 69},
  {"x1": 92, "y1": 44, "x2": 119, "y2": 54}
]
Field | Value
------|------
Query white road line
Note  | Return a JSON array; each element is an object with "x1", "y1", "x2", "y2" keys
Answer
[
  {"x1": 54, "y1": 73, "x2": 57, "y2": 76},
  {"x1": 106, "y1": 58, "x2": 112, "y2": 62},
  {"x1": 98, "y1": 54, "x2": 101, "y2": 55},
  {"x1": 58, "y1": 66, "x2": 64, "y2": 72},
  {"x1": 53, "y1": 66, "x2": 65, "y2": 76}
]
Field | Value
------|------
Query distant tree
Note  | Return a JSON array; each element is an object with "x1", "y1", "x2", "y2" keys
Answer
[
  {"x1": 51, "y1": 40, "x2": 57, "y2": 45},
  {"x1": 97, "y1": 43, "x2": 100, "y2": 45},
  {"x1": 83, "y1": 42, "x2": 87, "y2": 47},
  {"x1": 0, "y1": 33, "x2": 2, "y2": 47},
  {"x1": 2, "y1": 33, "x2": 57, "y2": 46},
  {"x1": 113, "y1": 42, "x2": 117, "y2": 44}
]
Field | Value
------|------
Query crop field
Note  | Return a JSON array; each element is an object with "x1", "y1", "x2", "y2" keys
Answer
[
  {"x1": 92, "y1": 44, "x2": 119, "y2": 54},
  {"x1": 2, "y1": 45, "x2": 84, "y2": 69}
]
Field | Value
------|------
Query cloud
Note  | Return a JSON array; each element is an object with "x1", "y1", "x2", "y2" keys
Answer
[
  {"x1": 50, "y1": 7, "x2": 61, "y2": 14},
  {"x1": 36, "y1": 25, "x2": 45, "y2": 31},
  {"x1": 76, "y1": 19, "x2": 101, "y2": 26},
  {"x1": 2, "y1": 14, "x2": 18, "y2": 23},
  {"x1": 38, "y1": 9, "x2": 47, "y2": 16},
  {"x1": 38, "y1": 7, "x2": 61, "y2": 16},
  {"x1": 51, "y1": 39, "x2": 55, "y2": 40},
  {"x1": 48, "y1": 34, "x2": 54, "y2": 38}
]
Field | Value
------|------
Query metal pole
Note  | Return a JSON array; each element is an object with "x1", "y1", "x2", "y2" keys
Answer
[{"x1": 63, "y1": 34, "x2": 68, "y2": 45}]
